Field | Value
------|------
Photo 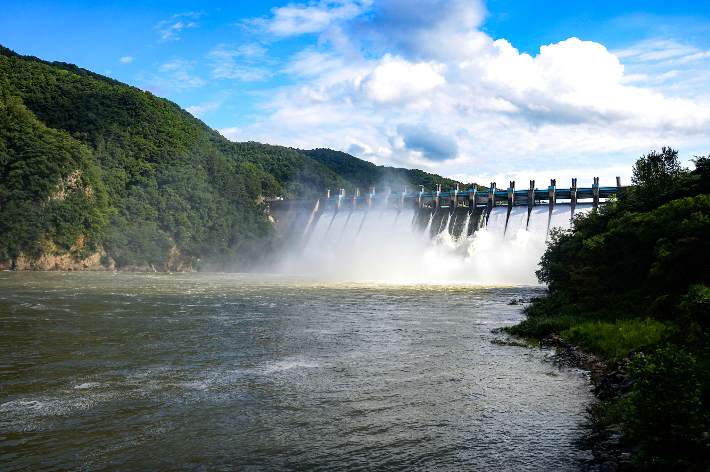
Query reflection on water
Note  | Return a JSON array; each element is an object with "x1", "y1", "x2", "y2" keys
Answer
[{"x1": 0, "y1": 272, "x2": 592, "y2": 470}]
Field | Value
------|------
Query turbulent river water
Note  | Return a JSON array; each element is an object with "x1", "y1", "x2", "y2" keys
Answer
[{"x1": 0, "y1": 272, "x2": 593, "y2": 470}]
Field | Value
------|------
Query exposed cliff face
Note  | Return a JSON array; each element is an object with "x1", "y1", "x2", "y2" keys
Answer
[
  {"x1": 0, "y1": 250, "x2": 197, "y2": 272},
  {"x1": 1, "y1": 250, "x2": 105, "y2": 271}
]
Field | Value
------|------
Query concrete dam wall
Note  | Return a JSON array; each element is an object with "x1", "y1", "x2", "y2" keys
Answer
[{"x1": 268, "y1": 178, "x2": 626, "y2": 247}]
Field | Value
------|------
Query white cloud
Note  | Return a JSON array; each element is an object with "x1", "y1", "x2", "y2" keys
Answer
[
  {"x1": 139, "y1": 59, "x2": 205, "y2": 92},
  {"x1": 172, "y1": 12, "x2": 205, "y2": 19},
  {"x1": 218, "y1": 127, "x2": 243, "y2": 141},
  {"x1": 257, "y1": 1, "x2": 373, "y2": 36},
  {"x1": 120, "y1": 56, "x2": 135, "y2": 63},
  {"x1": 186, "y1": 101, "x2": 221, "y2": 117},
  {"x1": 359, "y1": 55, "x2": 446, "y2": 103},
  {"x1": 613, "y1": 40, "x2": 700, "y2": 62},
  {"x1": 155, "y1": 13, "x2": 201, "y2": 41},
  {"x1": 208, "y1": 44, "x2": 274, "y2": 81},
  {"x1": 227, "y1": 0, "x2": 710, "y2": 182}
]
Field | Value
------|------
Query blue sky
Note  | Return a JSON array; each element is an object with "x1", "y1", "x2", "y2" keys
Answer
[{"x1": 3, "y1": 0, "x2": 710, "y2": 185}]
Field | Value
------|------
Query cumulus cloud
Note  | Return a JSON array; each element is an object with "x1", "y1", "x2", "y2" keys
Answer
[
  {"x1": 359, "y1": 55, "x2": 445, "y2": 103},
  {"x1": 120, "y1": 56, "x2": 135, "y2": 63},
  {"x1": 226, "y1": 0, "x2": 710, "y2": 182}
]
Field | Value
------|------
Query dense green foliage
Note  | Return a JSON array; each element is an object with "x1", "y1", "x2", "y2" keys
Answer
[
  {"x1": 0, "y1": 45, "x2": 460, "y2": 269},
  {"x1": 626, "y1": 347, "x2": 709, "y2": 470},
  {"x1": 213, "y1": 142, "x2": 349, "y2": 198},
  {"x1": 507, "y1": 148, "x2": 710, "y2": 469},
  {"x1": 0, "y1": 92, "x2": 109, "y2": 262}
]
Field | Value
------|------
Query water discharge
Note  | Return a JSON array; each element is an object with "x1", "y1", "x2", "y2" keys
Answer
[{"x1": 276, "y1": 204, "x2": 582, "y2": 284}]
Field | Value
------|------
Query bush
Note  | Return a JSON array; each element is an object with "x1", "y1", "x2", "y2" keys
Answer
[
  {"x1": 504, "y1": 314, "x2": 583, "y2": 339},
  {"x1": 625, "y1": 347, "x2": 709, "y2": 470}
]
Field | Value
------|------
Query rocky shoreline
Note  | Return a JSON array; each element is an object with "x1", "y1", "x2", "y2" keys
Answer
[
  {"x1": 540, "y1": 334, "x2": 638, "y2": 472},
  {"x1": 494, "y1": 334, "x2": 639, "y2": 471},
  {"x1": 0, "y1": 253, "x2": 196, "y2": 272}
]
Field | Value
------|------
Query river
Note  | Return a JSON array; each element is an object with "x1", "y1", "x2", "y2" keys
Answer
[{"x1": 0, "y1": 272, "x2": 592, "y2": 470}]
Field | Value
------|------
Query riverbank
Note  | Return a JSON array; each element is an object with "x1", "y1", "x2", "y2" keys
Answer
[
  {"x1": 0, "y1": 252, "x2": 198, "y2": 272},
  {"x1": 499, "y1": 151, "x2": 710, "y2": 471},
  {"x1": 539, "y1": 334, "x2": 638, "y2": 472},
  {"x1": 492, "y1": 330, "x2": 638, "y2": 471}
]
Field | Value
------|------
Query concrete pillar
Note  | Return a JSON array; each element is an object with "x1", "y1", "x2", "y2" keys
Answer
[
  {"x1": 325, "y1": 189, "x2": 331, "y2": 211},
  {"x1": 398, "y1": 186, "x2": 406, "y2": 212},
  {"x1": 384, "y1": 186, "x2": 391, "y2": 209},
  {"x1": 526, "y1": 180, "x2": 536, "y2": 229},
  {"x1": 416, "y1": 185, "x2": 424, "y2": 210},
  {"x1": 570, "y1": 178, "x2": 577, "y2": 216},
  {"x1": 504, "y1": 181, "x2": 515, "y2": 235},
  {"x1": 353, "y1": 188, "x2": 360, "y2": 210},
  {"x1": 468, "y1": 184, "x2": 477, "y2": 214},
  {"x1": 548, "y1": 179, "x2": 556, "y2": 213},
  {"x1": 527, "y1": 180, "x2": 536, "y2": 212},
  {"x1": 451, "y1": 183, "x2": 458, "y2": 211},
  {"x1": 592, "y1": 177, "x2": 600, "y2": 209},
  {"x1": 366, "y1": 187, "x2": 375, "y2": 209},
  {"x1": 616, "y1": 176, "x2": 622, "y2": 197},
  {"x1": 433, "y1": 184, "x2": 441, "y2": 213},
  {"x1": 507, "y1": 180, "x2": 515, "y2": 214},
  {"x1": 335, "y1": 188, "x2": 344, "y2": 211},
  {"x1": 488, "y1": 182, "x2": 496, "y2": 216}
]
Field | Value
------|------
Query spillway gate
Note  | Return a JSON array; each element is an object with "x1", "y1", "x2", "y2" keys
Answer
[{"x1": 266, "y1": 178, "x2": 626, "y2": 246}]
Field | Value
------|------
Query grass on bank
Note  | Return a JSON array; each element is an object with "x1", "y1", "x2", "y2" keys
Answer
[{"x1": 561, "y1": 318, "x2": 666, "y2": 359}]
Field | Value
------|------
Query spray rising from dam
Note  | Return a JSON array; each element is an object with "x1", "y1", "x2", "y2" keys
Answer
[{"x1": 268, "y1": 178, "x2": 625, "y2": 283}]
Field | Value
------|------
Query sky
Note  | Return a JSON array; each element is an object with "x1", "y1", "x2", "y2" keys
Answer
[{"x1": 3, "y1": 0, "x2": 710, "y2": 187}]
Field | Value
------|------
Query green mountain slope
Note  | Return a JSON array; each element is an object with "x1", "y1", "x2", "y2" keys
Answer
[
  {"x1": 0, "y1": 92, "x2": 109, "y2": 262},
  {"x1": 298, "y1": 148, "x2": 465, "y2": 192}
]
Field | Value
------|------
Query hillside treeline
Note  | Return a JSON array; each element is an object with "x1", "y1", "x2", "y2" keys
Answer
[
  {"x1": 299, "y1": 148, "x2": 467, "y2": 193},
  {"x1": 509, "y1": 148, "x2": 710, "y2": 470},
  {"x1": 0, "y1": 46, "x2": 460, "y2": 270}
]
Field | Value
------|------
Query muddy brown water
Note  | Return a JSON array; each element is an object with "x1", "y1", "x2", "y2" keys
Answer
[{"x1": 0, "y1": 272, "x2": 592, "y2": 470}]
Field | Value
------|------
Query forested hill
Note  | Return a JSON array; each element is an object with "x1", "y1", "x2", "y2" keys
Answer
[
  {"x1": 297, "y1": 148, "x2": 465, "y2": 192},
  {"x1": 0, "y1": 46, "x2": 458, "y2": 271}
]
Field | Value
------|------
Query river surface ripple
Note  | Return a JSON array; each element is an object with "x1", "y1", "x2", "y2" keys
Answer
[{"x1": 0, "y1": 272, "x2": 592, "y2": 470}]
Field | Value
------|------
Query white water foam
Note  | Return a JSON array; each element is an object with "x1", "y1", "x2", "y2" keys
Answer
[
  {"x1": 486, "y1": 207, "x2": 508, "y2": 235},
  {"x1": 505, "y1": 206, "x2": 529, "y2": 238},
  {"x1": 275, "y1": 208, "x2": 545, "y2": 284}
]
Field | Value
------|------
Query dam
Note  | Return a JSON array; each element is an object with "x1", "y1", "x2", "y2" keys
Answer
[{"x1": 267, "y1": 178, "x2": 626, "y2": 248}]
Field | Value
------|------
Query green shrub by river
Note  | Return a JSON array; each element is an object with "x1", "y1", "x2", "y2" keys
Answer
[{"x1": 507, "y1": 148, "x2": 710, "y2": 470}]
